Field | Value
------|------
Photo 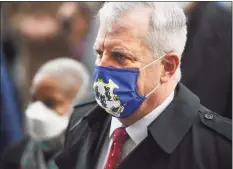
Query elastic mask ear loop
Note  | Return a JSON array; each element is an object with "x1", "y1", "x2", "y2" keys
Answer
[
  {"x1": 140, "y1": 59, "x2": 159, "y2": 71},
  {"x1": 140, "y1": 55, "x2": 165, "y2": 71},
  {"x1": 145, "y1": 83, "x2": 160, "y2": 97},
  {"x1": 140, "y1": 54, "x2": 165, "y2": 97}
]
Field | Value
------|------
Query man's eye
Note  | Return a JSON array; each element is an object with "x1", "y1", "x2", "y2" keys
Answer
[
  {"x1": 31, "y1": 96, "x2": 37, "y2": 103},
  {"x1": 43, "y1": 99, "x2": 56, "y2": 109},
  {"x1": 112, "y1": 52, "x2": 126, "y2": 60},
  {"x1": 95, "y1": 50, "x2": 103, "y2": 58}
]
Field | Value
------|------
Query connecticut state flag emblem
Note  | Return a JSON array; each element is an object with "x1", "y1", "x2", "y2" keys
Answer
[{"x1": 93, "y1": 78, "x2": 124, "y2": 117}]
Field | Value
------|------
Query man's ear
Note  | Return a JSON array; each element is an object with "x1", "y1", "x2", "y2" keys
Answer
[{"x1": 160, "y1": 53, "x2": 180, "y2": 83}]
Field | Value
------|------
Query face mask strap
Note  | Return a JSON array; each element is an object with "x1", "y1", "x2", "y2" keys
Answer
[
  {"x1": 145, "y1": 83, "x2": 160, "y2": 97},
  {"x1": 140, "y1": 54, "x2": 166, "y2": 71}
]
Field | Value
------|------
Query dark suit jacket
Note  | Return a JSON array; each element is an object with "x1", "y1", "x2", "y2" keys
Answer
[{"x1": 54, "y1": 84, "x2": 232, "y2": 169}]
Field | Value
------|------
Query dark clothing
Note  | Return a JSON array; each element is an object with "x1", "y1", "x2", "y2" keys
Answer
[
  {"x1": 0, "y1": 136, "x2": 59, "y2": 169},
  {"x1": 0, "y1": 51, "x2": 23, "y2": 160},
  {"x1": 181, "y1": 2, "x2": 232, "y2": 119},
  {"x1": 54, "y1": 84, "x2": 232, "y2": 169},
  {"x1": 1, "y1": 137, "x2": 29, "y2": 169}
]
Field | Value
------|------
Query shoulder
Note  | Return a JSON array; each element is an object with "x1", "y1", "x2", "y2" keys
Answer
[
  {"x1": 193, "y1": 106, "x2": 232, "y2": 168},
  {"x1": 64, "y1": 99, "x2": 98, "y2": 146},
  {"x1": 69, "y1": 99, "x2": 97, "y2": 127},
  {"x1": 198, "y1": 105, "x2": 232, "y2": 141},
  {"x1": 73, "y1": 98, "x2": 97, "y2": 113}
]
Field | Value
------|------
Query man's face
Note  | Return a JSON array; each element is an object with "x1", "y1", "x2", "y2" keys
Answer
[
  {"x1": 31, "y1": 76, "x2": 74, "y2": 115},
  {"x1": 94, "y1": 7, "x2": 164, "y2": 97}
]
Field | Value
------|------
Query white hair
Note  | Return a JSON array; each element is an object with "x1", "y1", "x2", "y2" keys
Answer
[
  {"x1": 33, "y1": 58, "x2": 91, "y2": 104},
  {"x1": 97, "y1": 2, "x2": 187, "y2": 82}
]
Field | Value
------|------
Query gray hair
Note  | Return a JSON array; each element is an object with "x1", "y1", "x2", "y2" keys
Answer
[
  {"x1": 33, "y1": 58, "x2": 91, "y2": 104},
  {"x1": 97, "y1": 2, "x2": 187, "y2": 82}
]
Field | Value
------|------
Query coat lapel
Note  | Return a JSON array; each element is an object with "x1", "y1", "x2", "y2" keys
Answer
[
  {"x1": 116, "y1": 138, "x2": 161, "y2": 169},
  {"x1": 55, "y1": 105, "x2": 111, "y2": 169},
  {"x1": 92, "y1": 116, "x2": 111, "y2": 167},
  {"x1": 74, "y1": 107, "x2": 111, "y2": 169}
]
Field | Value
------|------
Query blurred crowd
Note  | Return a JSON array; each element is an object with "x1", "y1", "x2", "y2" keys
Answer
[
  {"x1": 1, "y1": 1, "x2": 103, "y2": 162},
  {"x1": 0, "y1": 2, "x2": 232, "y2": 169}
]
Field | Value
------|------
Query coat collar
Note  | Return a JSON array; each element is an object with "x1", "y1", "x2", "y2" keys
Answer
[{"x1": 148, "y1": 83, "x2": 200, "y2": 154}]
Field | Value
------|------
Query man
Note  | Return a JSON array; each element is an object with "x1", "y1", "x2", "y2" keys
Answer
[
  {"x1": 54, "y1": 2, "x2": 232, "y2": 169},
  {"x1": 1, "y1": 58, "x2": 91, "y2": 169}
]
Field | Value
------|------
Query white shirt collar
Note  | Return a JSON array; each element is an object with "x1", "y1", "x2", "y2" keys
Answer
[{"x1": 109, "y1": 91, "x2": 175, "y2": 145}]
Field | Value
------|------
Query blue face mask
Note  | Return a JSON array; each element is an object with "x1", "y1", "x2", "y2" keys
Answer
[{"x1": 93, "y1": 58, "x2": 162, "y2": 118}]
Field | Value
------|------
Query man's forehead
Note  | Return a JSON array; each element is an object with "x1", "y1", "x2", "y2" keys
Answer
[
  {"x1": 94, "y1": 23, "x2": 130, "y2": 48},
  {"x1": 94, "y1": 23, "x2": 147, "y2": 50},
  {"x1": 95, "y1": 7, "x2": 151, "y2": 46},
  {"x1": 94, "y1": 38, "x2": 131, "y2": 52},
  {"x1": 98, "y1": 20, "x2": 133, "y2": 36},
  {"x1": 101, "y1": 6, "x2": 150, "y2": 31}
]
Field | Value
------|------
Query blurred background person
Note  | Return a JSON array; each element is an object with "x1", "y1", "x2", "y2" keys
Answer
[
  {"x1": 1, "y1": 2, "x2": 102, "y2": 112},
  {"x1": 1, "y1": 4, "x2": 24, "y2": 160},
  {"x1": 0, "y1": 1, "x2": 102, "y2": 164},
  {"x1": 0, "y1": 50, "x2": 24, "y2": 161},
  {"x1": 0, "y1": 58, "x2": 91, "y2": 169},
  {"x1": 178, "y1": 2, "x2": 232, "y2": 119}
]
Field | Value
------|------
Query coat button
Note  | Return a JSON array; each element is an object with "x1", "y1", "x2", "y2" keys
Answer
[{"x1": 205, "y1": 113, "x2": 214, "y2": 120}]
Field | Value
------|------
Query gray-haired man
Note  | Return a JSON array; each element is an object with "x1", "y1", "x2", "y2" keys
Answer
[{"x1": 54, "y1": 2, "x2": 232, "y2": 169}]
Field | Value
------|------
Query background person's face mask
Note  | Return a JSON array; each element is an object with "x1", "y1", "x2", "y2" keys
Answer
[
  {"x1": 93, "y1": 57, "x2": 163, "y2": 119},
  {"x1": 25, "y1": 101, "x2": 69, "y2": 141}
]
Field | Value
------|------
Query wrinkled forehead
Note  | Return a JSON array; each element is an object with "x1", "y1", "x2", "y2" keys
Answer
[
  {"x1": 94, "y1": 6, "x2": 151, "y2": 49},
  {"x1": 95, "y1": 23, "x2": 134, "y2": 48}
]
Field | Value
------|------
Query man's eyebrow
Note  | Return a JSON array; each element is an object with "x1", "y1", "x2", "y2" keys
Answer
[
  {"x1": 111, "y1": 47, "x2": 137, "y2": 60},
  {"x1": 93, "y1": 46, "x2": 127, "y2": 53},
  {"x1": 111, "y1": 47, "x2": 126, "y2": 52},
  {"x1": 93, "y1": 44, "x2": 137, "y2": 60},
  {"x1": 93, "y1": 46, "x2": 102, "y2": 52}
]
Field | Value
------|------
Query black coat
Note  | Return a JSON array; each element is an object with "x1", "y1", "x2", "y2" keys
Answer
[{"x1": 54, "y1": 84, "x2": 232, "y2": 169}]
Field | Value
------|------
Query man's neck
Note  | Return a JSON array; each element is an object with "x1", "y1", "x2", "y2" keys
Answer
[{"x1": 119, "y1": 81, "x2": 177, "y2": 126}]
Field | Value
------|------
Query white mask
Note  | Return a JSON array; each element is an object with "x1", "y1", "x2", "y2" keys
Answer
[{"x1": 25, "y1": 101, "x2": 69, "y2": 141}]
